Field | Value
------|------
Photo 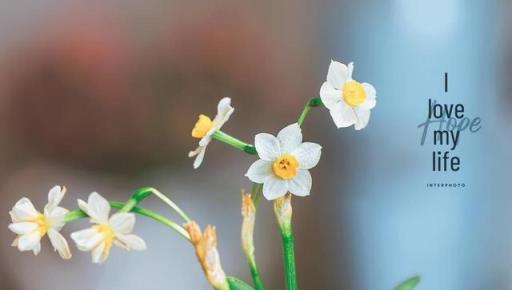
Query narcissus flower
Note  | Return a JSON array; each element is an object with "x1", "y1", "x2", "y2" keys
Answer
[
  {"x1": 8, "y1": 185, "x2": 72, "y2": 259},
  {"x1": 246, "y1": 123, "x2": 322, "y2": 200},
  {"x1": 189, "y1": 97, "x2": 234, "y2": 169},
  {"x1": 70, "y1": 192, "x2": 146, "y2": 264},
  {"x1": 320, "y1": 60, "x2": 376, "y2": 130}
]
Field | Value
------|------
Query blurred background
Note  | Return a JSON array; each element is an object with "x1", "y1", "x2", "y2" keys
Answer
[{"x1": 0, "y1": 0, "x2": 510, "y2": 289}]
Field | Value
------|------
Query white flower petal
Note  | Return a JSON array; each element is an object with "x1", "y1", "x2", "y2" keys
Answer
[
  {"x1": 262, "y1": 176, "x2": 288, "y2": 200},
  {"x1": 48, "y1": 229, "x2": 72, "y2": 259},
  {"x1": 86, "y1": 192, "x2": 111, "y2": 224},
  {"x1": 288, "y1": 170, "x2": 312, "y2": 197},
  {"x1": 255, "y1": 133, "x2": 281, "y2": 161},
  {"x1": 91, "y1": 241, "x2": 109, "y2": 264},
  {"x1": 71, "y1": 228, "x2": 104, "y2": 251},
  {"x1": 246, "y1": 160, "x2": 272, "y2": 183},
  {"x1": 11, "y1": 198, "x2": 39, "y2": 221},
  {"x1": 17, "y1": 231, "x2": 42, "y2": 252},
  {"x1": 32, "y1": 241, "x2": 41, "y2": 255},
  {"x1": 109, "y1": 213, "x2": 135, "y2": 234},
  {"x1": 354, "y1": 108, "x2": 371, "y2": 130},
  {"x1": 115, "y1": 234, "x2": 147, "y2": 251},
  {"x1": 46, "y1": 207, "x2": 68, "y2": 230},
  {"x1": 362, "y1": 82, "x2": 376, "y2": 98},
  {"x1": 358, "y1": 98, "x2": 376, "y2": 111},
  {"x1": 292, "y1": 142, "x2": 322, "y2": 170},
  {"x1": 198, "y1": 135, "x2": 212, "y2": 147},
  {"x1": 329, "y1": 101, "x2": 357, "y2": 128},
  {"x1": 9, "y1": 211, "x2": 19, "y2": 223},
  {"x1": 277, "y1": 123, "x2": 302, "y2": 153},
  {"x1": 212, "y1": 97, "x2": 234, "y2": 131},
  {"x1": 191, "y1": 146, "x2": 207, "y2": 169},
  {"x1": 320, "y1": 82, "x2": 341, "y2": 109},
  {"x1": 347, "y1": 62, "x2": 354, "y2": 79},
  {"x1": 46, "y1": 185, "x2": 66, "y2": 212},
  {"x1": 357, "y1": 83, "x2": 377, "y2": 111},
  {"x1": 327, "y1": 60, "x2": 350, "y2": 89},
  {"x1": 8, "y1": 222, "x2": 38, "y2": 235}
]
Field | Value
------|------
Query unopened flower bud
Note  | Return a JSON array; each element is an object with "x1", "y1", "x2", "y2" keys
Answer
[
  {"x1": 241, "y1": 193, "x2": 255, "y2": 257},
  {"x1": 273, "y1": 193, "x2": 293, "y2": 233}
]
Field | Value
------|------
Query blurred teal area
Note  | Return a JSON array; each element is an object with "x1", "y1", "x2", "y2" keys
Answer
[
  {"x1": 0, "y1": 1, "x2": 509, "y2": 290},
  {"x1": 325, "y1": 1, "x2": 509, "y2": 290}
]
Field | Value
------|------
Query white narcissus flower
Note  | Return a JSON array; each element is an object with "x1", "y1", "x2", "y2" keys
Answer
[
  {"x1": 245, "y1": 123, "x2": 322, "y2": 200},
  {"x1": 320, "y1": 60, "x2": 376, "y2": 130},
  {"x1": 189, "y1": 97, "x2": 234, "y2": 169},
  {"x1": 8, "y1": 185, "x2": 72, "y2": 259},
  {"x1": 70, "y1": 192, "x2": 146, "y2": 264}
]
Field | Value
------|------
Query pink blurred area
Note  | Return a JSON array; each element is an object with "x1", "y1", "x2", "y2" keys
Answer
[
  {"x1": 0, "y1": 1, "x2": 334, "y2": 290},
  {"x1": 0, "y1": 1, "x2": 322, "y2": 172}
]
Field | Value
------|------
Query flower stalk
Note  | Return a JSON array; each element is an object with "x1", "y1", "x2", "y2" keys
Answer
[
  {"x1": 120, "y1": 187, "x2": 191, "y2": 222},
  {"x1": 297, "y1": 97, "x2": 322, "y2": 126},
  {"x1": 213, "y1": 131, "x2": 257, "y2": 154},
  {"x1": 274, "y1": 194, "x2": 297, "y2": 290}
]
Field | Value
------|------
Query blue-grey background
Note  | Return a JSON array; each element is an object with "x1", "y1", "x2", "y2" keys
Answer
[{"x1": 0, "y1": 1, "x2": 509, "y2": 290}]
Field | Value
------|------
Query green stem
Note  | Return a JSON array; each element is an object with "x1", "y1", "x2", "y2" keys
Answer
[
  {"x1": 65, "y1": 201, "x2": 191, "y2": 241},
  {"x1": 297, "y1": 97, "x2": 322, "y2": 126},
  {"x1": 281, "y1": 229, "x2": 298, "y2": 290},
  {"x1": 247, "y1": 257, "x2": 265, "y2": 290},
  {"x1": 121, "y1": 187, "x2": 191, "y2": 222},
  {"x1": 213, "y1": 131, "x2": 257, "y2": 154}
]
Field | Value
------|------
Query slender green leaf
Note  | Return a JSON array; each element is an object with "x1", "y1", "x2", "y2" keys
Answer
[
  {"x1": 393, "y1": 275, "x2": 421, "y2": 290},
  {"x1": 227, "y1": 277, "x2": 255, "y2": 290}
]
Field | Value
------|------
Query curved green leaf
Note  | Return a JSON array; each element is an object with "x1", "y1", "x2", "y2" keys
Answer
[
  {"x1": 393, "y1": 275, "x2": 421, "y2": 290},
  {"x1": 227, "y1": 277, "x2": 255, "y2": 290}
]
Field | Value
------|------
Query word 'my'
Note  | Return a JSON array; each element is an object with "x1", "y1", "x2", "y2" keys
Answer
[{"x1": 418, "y1": 99, "x2": 482, "y2": 172}]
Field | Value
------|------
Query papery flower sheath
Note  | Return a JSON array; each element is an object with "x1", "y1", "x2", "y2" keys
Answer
[
  {"x1": 189, "y1": 97, "x2": 234, "y2": 169},
  {"x1": 185, "y1": 221, "x2": 229, "y2": 290},
  {"x1": 246, "y1": 123, "x2": 322, "y2": 200},
  {"x1": 320, "y1": 60, "x2": 376, "y2": 130},
  {"x1": 8, "y1": 185, "x2": 72, "y2": 259},
  {"x1": 70, "y1": 192, "x2": 146, "y2": 264}
]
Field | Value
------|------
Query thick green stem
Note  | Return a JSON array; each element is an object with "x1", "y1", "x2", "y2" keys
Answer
[
  {"x1": 281, "y1": 230, "x2": 298, "y2": 290},
  {"x1": 213, "y1": 131, "x2": 257, "y2": 154},
  {"x1": 274, "y1": 194, "x2": 297, "y2": 290},
  {"x1": 65, "y1": 201, "x2": 191, "y2": 241},
  {"x1": 297, "y1": 97, "x2": 322, "y2": 126}
]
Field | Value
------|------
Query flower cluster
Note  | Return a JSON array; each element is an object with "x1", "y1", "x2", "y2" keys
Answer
[
  {"x1": 189, "y1": 60, "x2": 377, "y2": 200},
  {"x1": 7, "y1": 59, "x2": 382, "y2": 290},
  {"x1": 8, "y1": 187, "x2": 146, "y2": 264}
]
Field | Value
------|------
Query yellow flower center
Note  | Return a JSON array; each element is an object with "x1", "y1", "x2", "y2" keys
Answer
[
  {"x1": 93, "y1": 224, "x2": 115, "y2": 249},
  {"x1": 192, "y1": 114, "x2": 213, "y2": 138},
  {"x1": 342, "y1": 80, "x2": 366, "y2": 107},
  {"x1": 33, "y1": 213, "x2": 49, "y2": 236},
  {"x1": 272, "y1": 154, "x2": 299, "y2": 180}
]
